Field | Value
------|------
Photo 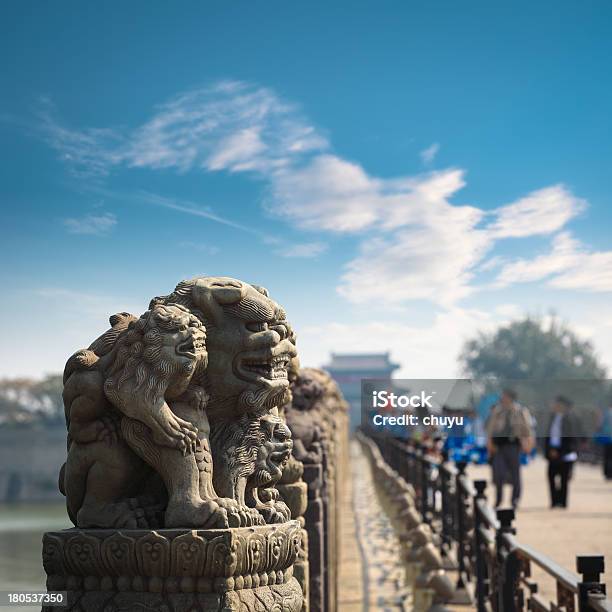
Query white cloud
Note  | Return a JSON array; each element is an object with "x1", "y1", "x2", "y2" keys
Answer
[
  {"x1": 332, "y1": 178, "x2": 590, "y2": 308},
  {"x1": 297, "y1": 306, "x2": 493, "y2": 378},
  {"x1": 420, "y1": 142, "x2": 439, "y2": 165},
  {"x1": 207, "y1": 127, "x2": 267, "y2": 172},
  {"x1": 477, "y1": 255, "x2": 507, "y2": 273},
  {"x1": 267, "y1": 155, "x2": 385, "y2": 232},
  {"x1": 63, "y1": 212, "x2": 117, "y2": 235},
  {"x1": 41, "y1": 81, "x2": 596, "y2": 308},
  {"x1": 488, "y1": 185, "x2": 586, "y2": 238},
  {"x1": 494, "y1": 303, "x2": 523, "y2": 319},
  {"x1": 551, "y1": 252, "x2": 612, "y2": 292},
  {"x1": 494, "y1": 232, "x2": 612, "y2": 292},
  {"x1": 266, "y1": 160, "x2": 496, "y2": 307},
  {"x1": 338, "y1": 209, "x2": 490, "y2": 307}
]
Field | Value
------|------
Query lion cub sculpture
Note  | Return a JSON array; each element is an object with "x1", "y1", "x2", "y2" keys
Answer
[{"x1": 59, "y1": 277, "x2": 298, "y2": 530}]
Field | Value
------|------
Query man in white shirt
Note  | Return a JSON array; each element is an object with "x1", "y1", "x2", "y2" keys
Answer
[{"x1": 545, "y1": 396, "x2": 579, "y2": 508}]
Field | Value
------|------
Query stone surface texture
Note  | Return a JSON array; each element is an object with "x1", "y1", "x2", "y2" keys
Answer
[
  {"x1": 42, "y1": 276, "x2": 350, "y2": 611},
  {"x1": 285, "y1": 368, "x2": 349, "y2": 612}
]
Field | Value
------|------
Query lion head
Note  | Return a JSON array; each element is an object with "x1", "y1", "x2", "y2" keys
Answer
[
  {"x1": 150, "y1": 277, "x2": 298, "y2": 421},
  {"x1": 209, "y1": 409, "x2": 293, "y2": 507},
  {"x1": 251, "y1": 412, "x2": 293, "y2": 488},
  {"x1": 104, "y1": 304, "x2": 207, "y2": 412},
  {"x1": 290, "y1": 368, "x2": 327, "y2": 412}
]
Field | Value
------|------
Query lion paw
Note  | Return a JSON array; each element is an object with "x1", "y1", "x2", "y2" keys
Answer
[
  {"x1": 149, "y1": 405, "x2": 199, "y2": 455},
  {"x1": 215, "y1": 498, "x2": 265, "y2": 527},
  {"x1": 256, "y1": 500, "x2": 291, "y2": 524},
  {"x1": 165, "y1": 499, "x2": 228, "y2": 529}
]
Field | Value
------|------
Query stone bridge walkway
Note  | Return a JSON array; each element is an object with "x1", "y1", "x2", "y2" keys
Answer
[
  {"x1": 339, "y1": 440, "x2": 409, "y2": 611},
  {"x1": 339, "y1": 441, "x2": 612, "y2": 610}
]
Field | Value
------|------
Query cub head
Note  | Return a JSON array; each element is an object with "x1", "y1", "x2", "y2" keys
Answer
[{"x1": 105, "y1": 304, "x2": 207, "y2": 409}]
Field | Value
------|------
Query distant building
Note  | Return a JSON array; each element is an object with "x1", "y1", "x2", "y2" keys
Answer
[{"x1": 324, "y1": 352, "x2": 400, "y2": 429}]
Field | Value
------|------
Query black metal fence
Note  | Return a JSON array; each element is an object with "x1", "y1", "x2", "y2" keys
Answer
[{"x1": 370, "y1": 435, "x2": 612, "y2": 612}]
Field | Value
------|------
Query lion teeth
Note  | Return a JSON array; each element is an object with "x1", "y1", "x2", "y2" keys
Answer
[{"x1": 243, "y1": 354, "x2": 290, "y2": 380}]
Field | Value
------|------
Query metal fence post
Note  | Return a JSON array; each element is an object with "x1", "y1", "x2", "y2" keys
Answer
[
  {"x1": 455, "y1": 461, "x2": 469, "y2": 592},
  {"x1": 496, "y1": 509, "x2": 517, "y2": 612},
  {"x1": 439, "y1": 451, "x2": 452, "y2": 559},
  {"x1": 408, "y1": 442, "x2": 416, "y2": 489},
  {"x1": 400, "y1": 440, "x2": 409, "y2": 483},
  {"x1": 420, "y1": 445, "x2": 430, "y2": 520},
  {"x1": 577, "y1": 556, "x2": 606, "y2": 612},
  {"x1": 473, "y1": 480, "x2": 488, "y2": 612}
]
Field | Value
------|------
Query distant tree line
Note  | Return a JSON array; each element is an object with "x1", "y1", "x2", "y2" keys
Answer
[
  {"x1": 0, "y1": 374, "x2": 64, "y2": 427},
  {"x1": 460, "y1": 315, "x2": 610, "y2": 437}
]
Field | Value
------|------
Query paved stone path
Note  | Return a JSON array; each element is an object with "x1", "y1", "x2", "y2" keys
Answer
[
  {"x1": 338, "y1": 440, "x2": 366, "y2": 611},
  {"x1": 468, "y1": 456, "x2": 612, "y2": 604},
  {"x1": 339, "y1": 440, "x2": 409, "y2": 611}
]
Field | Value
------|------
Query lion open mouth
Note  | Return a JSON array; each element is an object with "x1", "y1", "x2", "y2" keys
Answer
[
  {"x1": 176, "y1": 334, "x2": 206, "y2": 359},
  {"x1": 240, "y1": 354, "x2": 291, "y2": 381}
]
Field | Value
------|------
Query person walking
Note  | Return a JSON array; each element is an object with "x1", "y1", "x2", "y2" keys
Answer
[
  {"x1": 486, "y1": 389, "x2": 534, "y2": 509},
  {"x1": 597, "y1": 404, "x2": 612, "y2": 480},
  {"x1": 544, "y1": 396, "x2": 579, "y2": 508}
]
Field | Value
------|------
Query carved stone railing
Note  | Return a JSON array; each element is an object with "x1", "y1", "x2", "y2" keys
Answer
[
  {"x1": 284, "y1": 368, "x2": 349, "y2": 612},
  {"x1": 43, "y1": 522, "x2": 303, "y2": 611},
  {"x1": 41, "y1": 277, "x2": 350, "y2": 612}
]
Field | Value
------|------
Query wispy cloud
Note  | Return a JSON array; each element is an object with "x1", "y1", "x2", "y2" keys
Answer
[
  {"x1": 38, "y1": 100, "x2": 124, "y2": 178},
  {"x1": 488, "y1": 185, "x2": 586, "y2": 238},
  {"x1": 338, "y1": 209, "x2": 490, "y2": 307},
  {"x1": 420, "y1": 142, "x2": 439, "y2": 165},
  {"x1": 63, "y1": 212, "x2": 117, "y2": 235},
  {"x1": 40, "y1": 81, "x2": 327, "y2": 178},
  {"x1": 477, "y1": 255, "x2": 507, "y2": 273},
  {"x1": 494, "y1": 232, "x2": 612, "y2": 292},
  {"x1": 133, "y1": 190, "x2": 264, "y2": 236},
  {"x1": 39, "y1": 80, "x2": 600, "y2": 308}
]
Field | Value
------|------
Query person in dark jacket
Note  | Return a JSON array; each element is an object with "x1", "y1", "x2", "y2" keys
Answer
[{"x1": 544, "y1": 396, "x2": 579, "y2": 508}]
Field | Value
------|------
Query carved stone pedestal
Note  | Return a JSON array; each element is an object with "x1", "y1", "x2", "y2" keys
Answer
[{"x1": 42, "y1": 521, "x2": 303, "y2": 612}]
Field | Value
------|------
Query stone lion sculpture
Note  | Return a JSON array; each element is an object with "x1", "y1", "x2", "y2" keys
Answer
[
  {"x1": 61, "y1": 304, "x2": 211, "y2": 528},
  {"x1": 210, "y1": 409, "x2": 293, "y2": 524},
  {"x1": 59, "y1": 277, "x2": 298, "y2": 530},
  {"x1": 284, "y1": 368, "x2": 327, "y2": 465}
]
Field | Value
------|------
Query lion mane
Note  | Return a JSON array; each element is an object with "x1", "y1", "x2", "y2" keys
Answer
[
  {"x1": 63, "y1": 303, "x2": 207, "y2": 443},
  {"x1": 103, "y1": 304, "x2": 206, "y2": 413}
]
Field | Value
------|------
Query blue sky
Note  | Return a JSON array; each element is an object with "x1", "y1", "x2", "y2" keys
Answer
[{"x1": 1, "y1": 1, "x2": 612, "y2": 378}]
